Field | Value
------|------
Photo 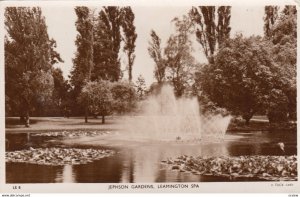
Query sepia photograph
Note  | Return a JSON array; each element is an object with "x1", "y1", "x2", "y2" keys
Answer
[{"x1": 0, "y1": 0, "x2": 299, "y2": 193}]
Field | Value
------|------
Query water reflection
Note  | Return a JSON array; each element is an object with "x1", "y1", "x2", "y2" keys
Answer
[
  {"x1": 55, "y1": 165, "x2": 75, "y2": 183},
  {"x1": 6, "y1": 163, "x2": 63, "y2": 183}
]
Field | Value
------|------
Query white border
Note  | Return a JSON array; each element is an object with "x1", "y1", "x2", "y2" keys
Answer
[{"x1": 0, "y1": 0, "x2": 299, "y2": 193}]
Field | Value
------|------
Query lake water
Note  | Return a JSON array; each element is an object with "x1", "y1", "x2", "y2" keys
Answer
[{"x1": 6, "y1": 130, "x2": 297, "y2": 183}]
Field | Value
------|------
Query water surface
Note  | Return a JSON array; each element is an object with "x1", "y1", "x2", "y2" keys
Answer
[{"x1": 6, "y1": 130, "x2": 297, "y2": 183}]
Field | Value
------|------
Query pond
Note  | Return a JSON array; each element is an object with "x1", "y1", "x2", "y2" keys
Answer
[{"x1": 6, "y1": 130, "x2": 297, "y2": 183}]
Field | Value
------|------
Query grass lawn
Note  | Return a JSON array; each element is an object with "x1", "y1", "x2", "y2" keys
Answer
[
  {"x1": 5, "y1": 116, "x2": 122, "y2": 133},
  {"x1": 6, "y1": 115, "x2": 296, "y2": 134}
]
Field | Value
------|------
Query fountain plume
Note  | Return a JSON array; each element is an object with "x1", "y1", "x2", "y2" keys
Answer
[{"x1": 123, "y1": 84, "x2": 231, "y2": 142}]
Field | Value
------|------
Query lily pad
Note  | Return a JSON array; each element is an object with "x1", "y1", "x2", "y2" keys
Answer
[
  {"x1": 6, "y1": 147, "x2": 115, "y2": 166},
  {"x1": 163, "y1": 155, "x2": 297, "y2": 181}
]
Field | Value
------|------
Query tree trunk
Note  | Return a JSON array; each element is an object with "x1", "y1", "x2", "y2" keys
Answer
[
  {"x1": 245, "y1": 118, "x2": 250, "y2": 126},
  {"x1": 242, "y1": 111, "x2": 255, "y2": 126},
  {"x1": 85, "y1": 106, "x2": 88, "y2": 123},
  {"x1": 102, "y1": 115, "x2": 105, "y2": 124},
  {"x1": 128, "y1": 55, "x2": 132, "y2": 81},
  {"x1": 24, "y1": 111, "x2": 30, "y2": 128}
]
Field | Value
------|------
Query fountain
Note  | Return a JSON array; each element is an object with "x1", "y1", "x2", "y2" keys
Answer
[{"x1": 123, "y1": 85, "x2": 231, "y2": 142}]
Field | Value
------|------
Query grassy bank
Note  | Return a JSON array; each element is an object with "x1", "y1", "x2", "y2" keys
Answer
[
  {"x1": 6, "y1": 115, "x2": 297, "y2": 134},
  {"x1": 5, "y1": 117, "x2": 121, "y2": 133},
  {"x1": 227, "y1": 116, "x2": 297, "y2": 132}
]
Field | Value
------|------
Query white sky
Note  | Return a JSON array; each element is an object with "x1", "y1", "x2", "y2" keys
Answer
[{"x1": 41, "y1": 6, "x2": 264, "y2": 86}]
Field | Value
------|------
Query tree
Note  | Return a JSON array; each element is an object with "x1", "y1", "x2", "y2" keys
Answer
[
  {"x1": 135, "y1": 75, "x2": 147, "y2": 100},
  {"x1": 199, "y1": 35, "x2": 278, "y2": 124},
  {"x1": 189, "y1": 6, "x2": 231, "y2": 63},
  {"x1": 121, "y1": 7, "x2": 137, "y2": 81},
  {"x1": 148, "y1": 30, "x2": 166, "y2": 83},
  {"x1": 5, "y1": 7, "x2": 62, "y2": 127},
  {"x1": 264, "y1": 5, "x2": 297, "y2": 121},
  {"x1": 49, "y1": 68, "x2": 71, "y2": 116},
  {"x1": 79, "y1": 80, "x2": 137, "y2": 124},
  {"x1": 71, "y1": 6, "x2": 94, "y2": 123},
  {"x1": 264, "y1": 6, "x2": 279, "y2": 38},
  {"x1": 164, "y1": 16, "x2": 197, "y2": 97},
  {"x1": 79, "y1": 81, "x2": 113, "y2": 124},
  {"x1": 111, "y1": 81, "x2": 137, "y2": 114},
  {"x1": 93, "y1": 6, "x2": 122, "y2": 82}
]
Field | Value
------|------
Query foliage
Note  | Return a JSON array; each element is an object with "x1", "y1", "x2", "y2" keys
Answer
[
  {"x1": 93, "y1": 6, "x2": 122, "y2": 82},
  {"x1": 111, "y1": 81, "x2": 137, "y2": 114},
  {"x1": 42, "y1": 68, "x2": 71, "y2": 116},
  {"x1": 4, "y1": 7, "x2": 62, "y2": 125},
  {"x1": 264, "y1": 5, "x2": 297, "y2": 121},
  {"x1": 189, "y1": 6, "x2": 231, "y2": 62},
  {"x1": 70, "y1": 6, "x2": 138, "y2": 119},
  {"x1": 148, "y1": 16, "x2": 198, "y2": 97},
  {"x1": 79, "y1": 80, "x2": 137, "y2": 123},
  {"x1": 121, "y1": 7, "x2": 137, "y2": 81},
  {"x1": 148, "y1": 30, "x2": 166, "y2": 83},
  {"x1": 135, "y1": 75, "x2": 147, "y2": 100},
  {"x1": 267, "y1": 89, "x2": 289, "y2": 122},
  {"x1": 70, "y1": 6, "x2": 95, "y2": 121},
  {"x1": 264, "y1": 6, "x2": 279, "y2": 38},
  {"x1": 164, "y1": 16, "x2": 197, "y2": 97},
  {"x1": 198, "y1": 35, "x2": 278, "y2": 124},
  {"x1": 70, "y1": 6, "x2": 94, "y2": 90},
  {"x1": 79, "y1": 81, "x2": 114, "y2": 123}
]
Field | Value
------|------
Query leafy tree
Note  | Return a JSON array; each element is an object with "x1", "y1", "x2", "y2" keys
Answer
[
  {"x1": 267, "y1": 89, "x2": 289, "y2": 122},
  {"x1": 48, "y1": 68, "x2": 71, "y2": 116},
  {"x1": 264, "y1": 5, "x2": 297, "y2": 121},
  {"x1": 164, "y1": 16, "x2": 197, "y2": 97},
  {"x1": 111, "y1": 81, "x2": 137, "y2": 114},
  {"x1": 199, "y1": 35, "x2": 278, "y2": 124},
  {"x1": 79, "y1": 81, "x2": 113, "y2": 124},
  {"x1": 71, "y1": 6, "x2": 94, "y2": 122},
  {"x1": 79, "y1": 80, "x2": 137, "y2": 124},
  {"x1": 135, "y1": 75, "x2": 147, "y2": 100},
  {"x1": 189, "y1": 6, "x2": 231, "y2": 63},
  {"x1": 148, "y1": 30, "x2": 166, "y2": 83},
  {"x1": 5, "y1": 7, "x2": 62, "y2": 127},
  {"x1": 93, "y1": 6, "x2": 122, "y2": 82},
  {"x1": 121, "y1": 7, "x2": 137, "y2": 81}
]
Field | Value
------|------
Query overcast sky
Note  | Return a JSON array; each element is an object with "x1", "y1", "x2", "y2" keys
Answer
[{"x1": 41, "y1": 6, "x2": 264, "y2": 86}]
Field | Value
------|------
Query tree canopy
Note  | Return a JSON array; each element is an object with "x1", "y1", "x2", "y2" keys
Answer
[
  {"x1": 189, "y1": 6, "x2": 231, "y2": 63},
  {"x1": 5, "y1": 7, "x2": 63, "y2": 126},
  {"x1": 198, "y1": 35, "x2": 280, "y2": 124}
]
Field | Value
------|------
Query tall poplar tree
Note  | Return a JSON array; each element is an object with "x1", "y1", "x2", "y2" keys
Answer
[
  {"x1": 264, "y1": 6, "x2": 279, "y2": 38},
  {"x1": 148, "y1": 30, "x2": 166, "y2": 83},
  {"x1": 189, "y1": 6, "x2": 231, "y2": 63},
  {"x1": 121, "y1": 7, "x2": 137, "y2": 81},
  {"x1": 70, "y1": 6, "x2": 94, "y2": 123},
  {"x1": 93, "y1": 6, "x2": 122, "y2": 82}
]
